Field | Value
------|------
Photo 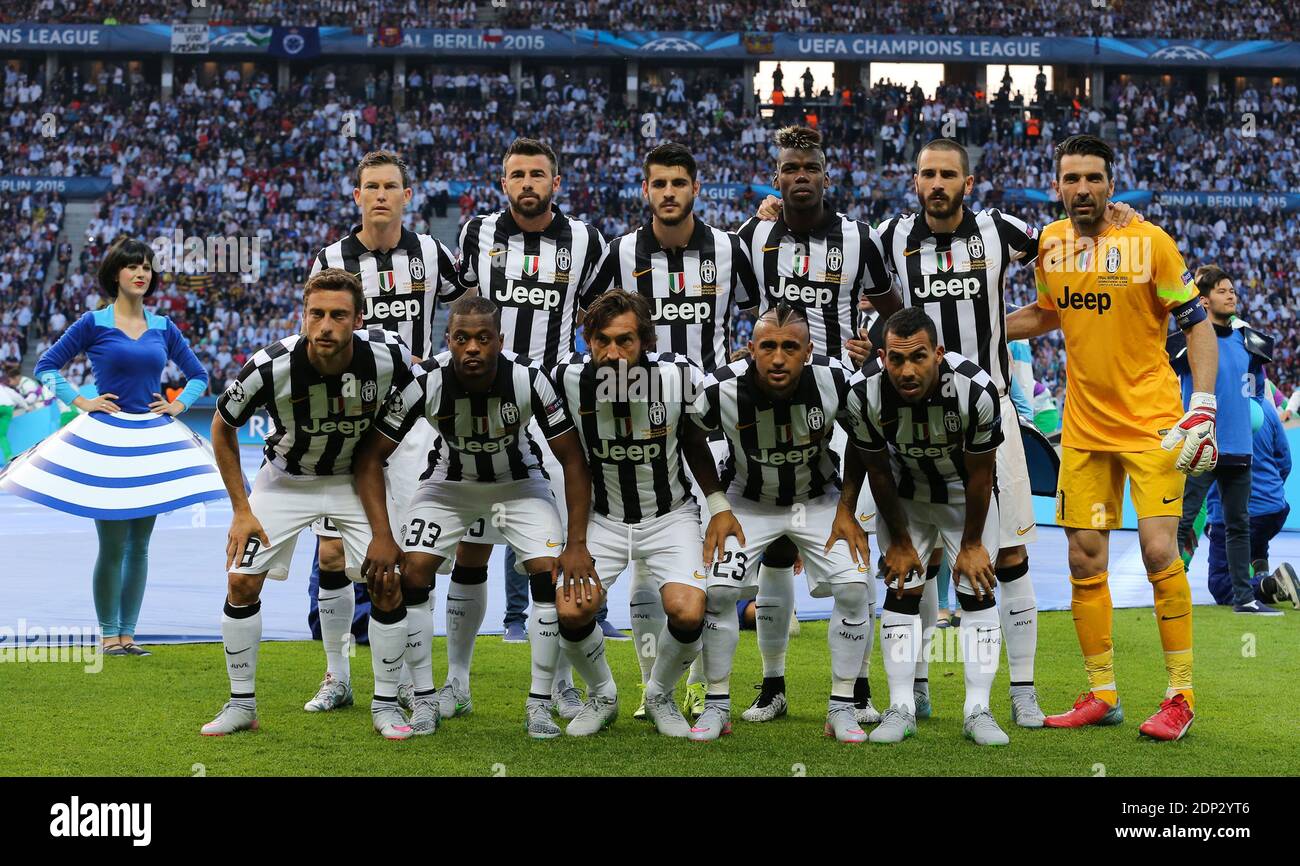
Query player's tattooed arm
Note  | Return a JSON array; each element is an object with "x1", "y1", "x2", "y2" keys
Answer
[
  {"x1": 211, "y1": 414, "x2": 267, "y2": 571},
  {"x1": 1005, "y1": 303, "x2": 1059, "y2": 341},
  {"x1": 825, "y1": 445, "x2": 871, "y2": 566},
  {"x1": 955, "y1": 448, "x2": 996, "y2": 600},
  {"x1": 355, "y1": 430, "x2": 401, "y2": 582}
]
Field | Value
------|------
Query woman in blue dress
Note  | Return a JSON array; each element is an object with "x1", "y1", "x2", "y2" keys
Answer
[{"x1": 14, "y1": 237, "x2": 226, "y2": 656}]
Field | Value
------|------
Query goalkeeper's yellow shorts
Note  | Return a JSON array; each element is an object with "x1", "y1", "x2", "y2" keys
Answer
[{"x1": 1055, "y1": 446, "x2": 1186, "y2": 529}]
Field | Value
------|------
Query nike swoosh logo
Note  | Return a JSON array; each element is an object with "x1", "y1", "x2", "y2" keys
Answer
[
  {"x1": 1017, "y1": 525, "x2": 1034, "y2": 536},
  {"x1": 539, "y1": 618, "x2": 558, "y2": 626},
  {"x1": 754, "y1": 604, "x2": 777, "y2": 609},
  {"x1": 1161, "y1": 612, "x2": 1189, "y2": 621},
  {"x1": 692, "y1": 571, "x2": 707, "y2": 580},
  {"x1": 382, "y1": 655, "x2": 403, "y2": 664},
  {"x1": 858, "y1": 512, "x2": 875, "y2": 522},
  {"x1": 1162, "y1": 496, "x2": 1181, "y2": 504},
  {"x1": 225, "y1": 647, "x2": 250, "y2": 655},
  {"x1": 761, "y1": 245, "x2": 782, "y2": 252},
  {"x1": 290, "y1": 395, "x2": 311, "y2": 404},
  {"x1": 630, "y1": 602, "x2": 657, "y2": 608},
  {"x1": 737, "y1": 422, "x2": 755, "y2": 430},
  {"x1": 488, "y1": 248, "x2": 507, "y2": 257},
  {"x1": 545, "y1": 540, "x2": 562, "y2": 548},
  {"x1": 447, "y1": 596, "x2": 472, "y2": 602},
  {"x1": 904, "y1": 248, "x2": 922, "y2": 257},
  {"x1": 632, "y1": 267, "x2": 653, "y2": 277},
  {"x1": 1009, "y1": 607, "x2": 1035, "y2": 616},
  {"x1": 407, "y1": 632, "x2": 421, "y2": 637},
  {"x1": 841, "y1": 618, "x2": 869, "y2": 627},
  {"x1": 579, "y1": 408, "x2": 597, "y2": 415}
]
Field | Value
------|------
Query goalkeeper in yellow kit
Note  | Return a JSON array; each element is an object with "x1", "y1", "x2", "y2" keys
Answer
[{"x1": 1007, "y1": 135, "x2": 1219, "y2": 741}]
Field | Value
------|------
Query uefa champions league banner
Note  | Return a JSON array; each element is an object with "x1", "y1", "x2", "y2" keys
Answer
[
  {"x1": 999, "y1": 189, "x2": 1300, "y2": 213},
  {"x1": 0, "y1": 176, "x2": 112, "y2": 198},
  {"x1": 4, "y1": 24, "x2": 1300, "y2": 67}
]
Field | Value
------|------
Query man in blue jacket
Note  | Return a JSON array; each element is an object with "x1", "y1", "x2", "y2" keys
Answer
[
  {"x1": 1169, "y1": 265, "x2": 1279, "y2": 614},
  {"x1": 1204, "y1": 396, "x2": 1300, "y2": 608}
]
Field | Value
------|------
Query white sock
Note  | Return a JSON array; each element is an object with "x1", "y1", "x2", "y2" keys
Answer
[
  {"x1": 404, "y1": 598, "x2": 436, "y2": 694},
  {"x1": 703, "y1": 587, "x2": 741, "y2": 699},
  {"x1": 915, "y1": 575, "x2": 938, "y2": 691},
  {"x1": 629, "y1": 563, "x2": 665, "y2": 685},
  {"x1": 446, "y1": 580, "x2": 487, "y2": 687},
  {"x1": 648, "y1": 622, "x2": 702, "y2": 698},
  {"x1": 368, "y1": 611, "x2": 408, "y2": 702},
  {"x1": 828, "y1": 583, "x2": 870, "y2": 699},
  {"x1": 755, "y1": 564, "x2": 794, "y2": 678},
  {"x1": 880, "y1": 610, "x2": 920, "y2": 713},
  {"x1": 317, "y1": 586, "x2": 353, "y2": 683},
  {"x1": 960, "y1": 603, "x2": 1002, "y2": 717},
  {"x1": 560, "y1": 622, "x2": 616, "y2": 700},
  {"x1": 527, "y1": 602, "x2": 561, "y2": 698},
  {"x1": 222, "y1": 602, "x2": 261, "y2": 705},
  {"x1": 998, "y1": 566, "x2": 1037, "y2": 687},
  {"x1": 686, "y1": 655, "x2": 705, "y2": 686}
]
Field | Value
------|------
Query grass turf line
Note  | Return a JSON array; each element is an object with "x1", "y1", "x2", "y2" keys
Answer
[{"x1": 0, "y1": 606, "x2": 1292, "y2": 776}]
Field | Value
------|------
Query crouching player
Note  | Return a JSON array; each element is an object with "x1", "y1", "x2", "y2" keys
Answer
[
  {"x1": 202, "y1": 269, "x2": 418, "y2": 739},
  {"x1": 551, "y1": 290, "x2": 739, "y2": 736},
  {"x1": 355, "y1": 296, "x2": 596, "y2": 739},
  {"x1": 837, "y1": 308, "x2": 1009, "y2": 746},
  {"x1": 689, "y1": 303, "x2": 874, "y2": 744}
]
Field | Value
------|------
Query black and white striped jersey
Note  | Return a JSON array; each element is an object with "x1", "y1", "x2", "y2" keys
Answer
[
  {"x1": 842, "y1": 350, "x2": 1003, "y2": 505},
  {"x1": 457, "y1": 204, "x2": 606, "y2": 369},
  {"x1": 310, "y1": 225, "x2": 464, "y2": 359},
  {"x1": 690, "y1": 355, "x2": 852, "y2": 506},
  {"x1": 737, "y1": 211, "x2": 891, "y2": 361},
  {"x1": 553, "y1": 351, "x2": 702, "y2": 523},
  {"x1": 217, "y1": 329, "x2": 414, "y2": 477},
  {"x1": 377, "y1": 349, "x2": 573, "y2": 484},
  {"x1": 877, "y1": 208, "x2": 1038, "y2": 395},
  {"x1": 579, "y1": 221, "x2": 759, "y2": 371}
]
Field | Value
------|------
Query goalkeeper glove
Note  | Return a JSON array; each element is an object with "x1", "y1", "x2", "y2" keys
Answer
[{"x1": 1161, "y1": 392, "x2": 1218, "y2": 476}]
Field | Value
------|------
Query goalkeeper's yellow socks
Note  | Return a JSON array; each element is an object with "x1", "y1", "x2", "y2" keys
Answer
[
  {"x1": 1070, "y1": 571, "x2": 1117, "y2": 706},
  {"x1": 1149, "y1": 558, "x2": 1195, "y2": 709}
]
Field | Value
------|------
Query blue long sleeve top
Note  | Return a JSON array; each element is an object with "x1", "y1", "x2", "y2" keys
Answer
[
  {"x1": 34, "y1": 307, "x2": 209, "y2": 414},
  {"x1": 1207, "y1": 398, "x2": 1292, "y2": 523},
  {"x1": 1176, "y1": 324, "x2": 1261, "y2": 464}
]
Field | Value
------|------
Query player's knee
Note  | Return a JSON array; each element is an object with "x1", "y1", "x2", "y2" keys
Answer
[
  {"x1": 995, "y1": 546, "x2": 1027, "y2": 569},
  {"x1": 227, "y1": 572, "x2": 263, "y2": 606},
  {"x1": 663, "y1": 588, "x2": 706, "y2": 629},
  {"x1": 706, "y1": 585, "x2": 740, "y2": 612},
  {"x1": 528, "y1": 572, "x2": 556, "y2": 604},
  {"x1": 455, "y1": 541, "x2": 493, "y2": 568},
  {"x1": 831, "y1": 581, "x2": 870, "y2": 615},
  {"x1": 318, "y1": 538, "x2": 346, "y2": 572},
  {"x1": 761, "y1": 536, "x2": 798, "y2": 568},
  {"x1": 450, "y1": 564, "x2": 488, "y2": 585},
  {"x1": 401, "y1": 583, "x2": 431, "y2": 607},
  {"x1": 1140, "y1": 543, "x2": 1178, "y2": 575},
  {"x1": 401, "y1": 553, "x2": 438, "y2": 588}
]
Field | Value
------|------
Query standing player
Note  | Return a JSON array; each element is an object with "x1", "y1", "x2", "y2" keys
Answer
[
  {"x1": 355, "y1": 296, "x2": 596, "y2": 738},
  {"x1": 1007, "y1": 134, "x2": 1219, "y2": 740},
  {"x1": 304, "y1": 150, "x2": 465, "y2": 714},
  {"x1": 552, "y1": 290, "x2": 735, "y2": 736},
  {"x1": 442, "y1": 138, "x2": 606, "y2": 722},
  {"x1": 579, "y1": 141, "x2": 759, "y2": 718},
  {"x1": 688, "y1": 304, "x2": 874, "y2": 744},
  {"x1": 835, "y1": 308, "x2": 1008, "y2": 745},
  {"x1": 200, "y1": 269, "x2": 417, "y2": 739},
  {"x1": 736, "y1": 126, "x2": 901, "y2": 727}
]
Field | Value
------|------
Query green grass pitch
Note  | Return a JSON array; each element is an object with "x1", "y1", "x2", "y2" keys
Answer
[{"x1": 1, "y1": 606, "x2": 1293, "y2": 776}]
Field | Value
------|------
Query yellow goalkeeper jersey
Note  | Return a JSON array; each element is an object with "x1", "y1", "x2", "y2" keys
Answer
[{"x1": 1034, "y1": 218, "x2": 1198, "y2": 451}]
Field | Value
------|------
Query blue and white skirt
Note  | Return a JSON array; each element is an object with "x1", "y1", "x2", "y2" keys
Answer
[{"x1": 0, "y1": 411, "x2": 230, "y2": 520}]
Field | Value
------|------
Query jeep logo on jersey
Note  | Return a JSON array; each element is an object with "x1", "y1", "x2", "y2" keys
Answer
[
  {"x1": 592, "y1": 439, "x2": 662, "y2": 462},
  {"x1": 896, "y1": 441, "x2": 954, "y2": 459},
  {"x1": 377, "y1": 270, "x2": 397, "y2": 292},
  {"x1": 649, "y1": 401, "x2": 667, "y2": 426},
  {"x1": 826, "y1": 247, "x2": 842, "y2": 272},
  {"x1": 793, "y1": 254, "x2": 811, "y2": 277},
  {"x1": 556, "y1": 247, "x2": 571, "y2": 271},
  {"x1": 364, "y1": 295, "x2": 422, "y2": 322},
  {"x1": 1056, "y1": 289, "x2": 1113, "y2": 314},
  {"x1": 494, "y1": 282, "x2": 563, "y2": 310},
  {"x1": 807, "y1": 407, "x2": 824, "y2": 430},
  {"x1": 303, "y1": 416, "x2": 371, "y2": 436},
  {"x1": 1105, "y1": 245, "x2": 1121, "y2": 273},
  {"x1": 749, "y1": 443, "x2": 821, "y2": 465},
  {"x1": 409, "y1": 256, "x2": 425, "y2": 281},
  {"x1": 772, "y1": 278, "x2": 834, "y2": 307},
  {"x1": 915, "y1": 275, "x2": 982, "y2": 300},
  {"x1": 501, "y1": 402, "x2": 519, "y2": 425},
  {"x1": 944, "y1": 411, "x2": 960, "y2": 433},
  {"x1": 652, "y1": 297, "x2": 711, "y2": 323},
  {"x1": 700, "y1": 259, "x2": 716, "y2": 285},
  {"x1": 966, "y1": 236, "x2": 984, "y2": 259},
  {"x1": 452, "y1": 434, "x2": 515, "y2": 453}
]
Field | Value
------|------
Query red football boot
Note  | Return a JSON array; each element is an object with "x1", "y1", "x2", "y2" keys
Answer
[
  {"x1": 1138, "y1": 694, "x2": 1195, "y2": 741},
  {"x1": 1043, "y1": 692, "x2": 1125, "y2": 728}
]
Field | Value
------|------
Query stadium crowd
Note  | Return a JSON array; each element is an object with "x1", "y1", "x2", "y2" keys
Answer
[
  {"x1": 5, "y1": 0, "x2": 1295, "y2": 39},
  {"x1": 3, "y1": 59, "x2": 1298, "y2": 418}
]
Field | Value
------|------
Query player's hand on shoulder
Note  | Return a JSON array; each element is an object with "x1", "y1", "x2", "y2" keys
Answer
[
  {"x1": 1106, "y1": 201, "x2": 1144, "y2": 227},
  {"x1": 845, "y1": 327, "x2": 874, "y2": 369},
  {"x1": 757, "y1": 195, "x2": 782, "y2": 221}
]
